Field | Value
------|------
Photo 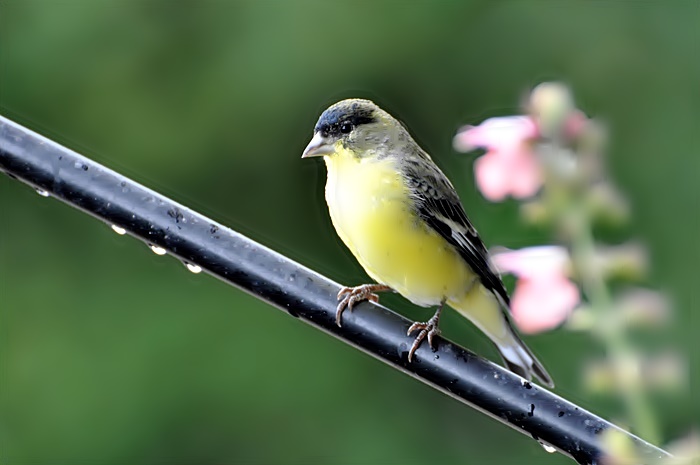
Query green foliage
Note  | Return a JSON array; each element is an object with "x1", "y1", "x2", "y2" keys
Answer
[{"x1": 1, "y1": 1, "x2": 697, "y2": 463}]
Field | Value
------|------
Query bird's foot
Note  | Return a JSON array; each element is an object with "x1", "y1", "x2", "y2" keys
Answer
[
  {"x1": 336, "y1": 284, "x2": 391, "y2": 326},
  {"x1": 407, "y1": 304, "x2": 444, "y2": 362}
]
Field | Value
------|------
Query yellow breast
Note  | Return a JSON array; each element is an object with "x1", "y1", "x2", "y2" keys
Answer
[{"x1": 323, "y1": 146, "x2": 475, "y2": 307}]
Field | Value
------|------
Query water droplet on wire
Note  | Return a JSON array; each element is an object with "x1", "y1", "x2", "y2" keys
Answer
[
  {"x1": 540, "y1": 443, "x2": 557, "y2": 454},
  {"x1": 149, "y1": 244, "x2": 167, "y2": 256},
  {"x1": 185, "y1": 262, "x2": 202, "y2": 274},
  {"x1": 36, "y1": 188, "x2": 50, "y2": 197},
  {"x1": 111, "y1": 225, "x2": 126, "y2": 235}
]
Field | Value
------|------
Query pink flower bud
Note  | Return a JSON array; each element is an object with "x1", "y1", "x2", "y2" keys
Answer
[
  {"x1": 616, "y1": 288, "x2": 670, "y2": 328},
  {"x1": 529, "y1": 82, "x2": 576, "y2": 139},
  {"x1": 594, "y1": 242, "x2": 649, "y2": 281}
]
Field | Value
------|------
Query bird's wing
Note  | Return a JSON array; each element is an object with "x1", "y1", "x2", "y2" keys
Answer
[{"x1": 401, "y1": 155, "x2": 510, "y2": 306}]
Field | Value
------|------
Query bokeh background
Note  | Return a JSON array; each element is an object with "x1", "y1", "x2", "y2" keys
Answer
[{"x1": 1, "y1": 1, "x2": 697, "y2": 464}]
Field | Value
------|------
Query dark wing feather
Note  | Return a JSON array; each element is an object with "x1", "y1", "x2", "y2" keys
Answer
[{"x1": 401, "y1": 156, "x2": 510, "y2": 306}]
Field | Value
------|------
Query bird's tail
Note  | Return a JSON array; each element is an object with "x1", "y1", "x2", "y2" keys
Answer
[{"x1": 448, "y1": 285, "x2": 554, "y2": 388}]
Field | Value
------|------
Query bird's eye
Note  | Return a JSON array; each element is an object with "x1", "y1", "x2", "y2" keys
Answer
[{"x1": 340, "y1": 122, "x2": 353, "y2": 134}]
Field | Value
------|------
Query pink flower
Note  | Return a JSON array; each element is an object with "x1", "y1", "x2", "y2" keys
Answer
[
  {"x1": 453, "y1": 116, "x2": 542, "y2": 201},
  {"x1": 491, "y1": 246, "x2": 580, "y2": 334}
]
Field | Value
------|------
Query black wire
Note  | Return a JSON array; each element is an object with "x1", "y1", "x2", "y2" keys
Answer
[{"x1": 0, "y1": 115, "x2": 671, "y2": 465}]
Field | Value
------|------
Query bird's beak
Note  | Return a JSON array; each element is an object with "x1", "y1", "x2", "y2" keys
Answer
[{"x1": 302, "y1": 132, "x2": 334, "y2": 158}]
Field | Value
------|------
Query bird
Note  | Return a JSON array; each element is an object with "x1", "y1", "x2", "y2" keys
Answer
[{"x1": 301, "y1": 98, "x2": 553, "y2": 387}]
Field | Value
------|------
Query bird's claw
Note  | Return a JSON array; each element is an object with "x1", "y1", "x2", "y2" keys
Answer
[
  {"x1": 407, "y1": 315, "x2": 442, "y2": 362},
  {"x1": 335, "y1": 284, "x2": 387, "y2": 327}
]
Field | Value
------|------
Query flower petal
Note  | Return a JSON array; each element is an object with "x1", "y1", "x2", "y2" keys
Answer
[
  {"x1": 453, "y1": 116, "x2": 537, "y2": 152},
  {"x1": 511, "y1": 276, "x2": 579, "y2": 334},
  {"x1": 491, "y1": 246, "x2": 569, "y2": 278},
  {"x1": 474, "y1": 152, "x2": 512, "y2": 201},
  {"x1": 508, "y1": 150, "x2": 542, "y2": 198}
]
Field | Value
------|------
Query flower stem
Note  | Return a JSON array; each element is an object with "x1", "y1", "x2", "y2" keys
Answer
[{"x1": 571, "y1": 208, "x2": 660, "y2": 444}]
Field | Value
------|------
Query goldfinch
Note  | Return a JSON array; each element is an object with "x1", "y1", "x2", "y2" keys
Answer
[{"x1": 302, "y1": 99, "x2": 553, "y2": 387}]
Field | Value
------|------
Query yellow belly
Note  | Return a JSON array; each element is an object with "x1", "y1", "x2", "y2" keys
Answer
[{"x1": 324, "y1": 148, "x2": 476, "y2": 307}]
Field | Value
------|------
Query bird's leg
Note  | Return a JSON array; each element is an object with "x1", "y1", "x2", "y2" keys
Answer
[
  {"x1": 336, "y1": 284, "x2": 392, "y2": 326},
  {"x1": 407, "y1": 302, "x2": 444, "y2": 362}
]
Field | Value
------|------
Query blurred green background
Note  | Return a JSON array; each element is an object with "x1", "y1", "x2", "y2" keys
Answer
[{"x1": 1, "y1": 1, "x2": 697, "y2": 464}]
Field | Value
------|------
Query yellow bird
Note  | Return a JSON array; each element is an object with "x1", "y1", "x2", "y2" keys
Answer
[{"x1": 302, "y1": 98, "x2": 553, "y2": 387}]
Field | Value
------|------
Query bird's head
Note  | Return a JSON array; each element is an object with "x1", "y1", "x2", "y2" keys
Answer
[{"x1": 302, "y1": 99, "x2": 402, "y2": 158}]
